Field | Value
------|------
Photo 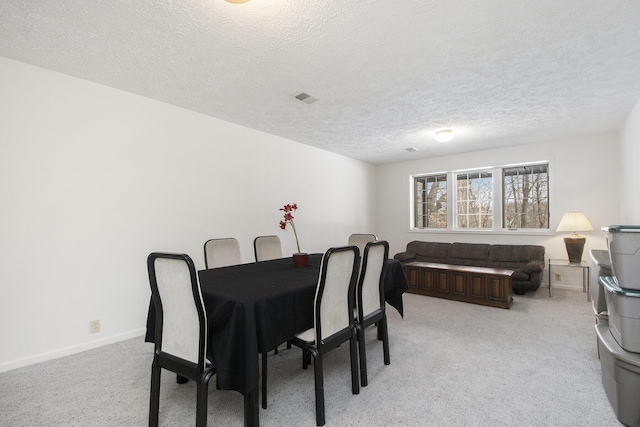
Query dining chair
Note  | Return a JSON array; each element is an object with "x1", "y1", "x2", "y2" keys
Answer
[
  {"x1": 355, "y1": 240, "x2": 390, "y2": 387},
  {"x1": 254, "y1": 234, "x2": 284, "y2": 409},
  {"x1": 254, "y1": 235, "x2": 283, "y2": 262},
  {"x1": 204, "y1": 237, "x2": 241, "y2": 269},
  {"x1": 289, "y1": 245, "x2": 361, "y2": 426},
  {"x1": 147, "y1": 252, "x2": 215, "y2": 427},
  {"x1": 348, "y1": 233, "x2": 378, "y2": 256}
]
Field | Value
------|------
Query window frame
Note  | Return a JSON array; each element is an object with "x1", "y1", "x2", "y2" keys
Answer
[
  {"x1": 502, "y1": 163, "x2": 550, "y2": 230},
  {"x1": 409, "y1": 160, "x2": 553, "y2": 235},
  {"x1": 413, "y1": 173, "x2": 448, "y2": 229},
  {"x1": 454, "y1": 169, "x2": 494, "y2": 230}
]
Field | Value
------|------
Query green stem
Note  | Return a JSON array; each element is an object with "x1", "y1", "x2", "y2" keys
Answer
[{"x1": 289, "y1": 220, "x2": 301, "y2": 254}]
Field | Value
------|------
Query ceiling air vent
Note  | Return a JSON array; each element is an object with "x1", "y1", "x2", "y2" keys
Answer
[
  {"x1": 405, "y1": 147, "x2": 418, "y2": 152},
  {"x1": 293, "y1": 92, "x2": 318, "y2": 104}
]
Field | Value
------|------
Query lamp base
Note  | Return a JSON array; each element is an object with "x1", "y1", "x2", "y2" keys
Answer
[{"x1": 564, "y1": 235, "x2": 586, "y2": 263}]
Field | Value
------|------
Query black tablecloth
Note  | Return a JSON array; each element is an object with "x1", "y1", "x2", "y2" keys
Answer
[{"x1": 145, "y1": 254, "x2": 407, "y2": 397}]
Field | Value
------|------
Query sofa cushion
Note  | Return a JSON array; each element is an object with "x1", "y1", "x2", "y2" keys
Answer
[
  {"x1": 489, "y1": 245, "x2": 544, "y2": 264},
  {"x1": 407, "y1": 241, "x2": 449, "y2": 264},
  {"x1": 488, "y1": 245, "x2": 545, "y2": 277},
  {"x1": 446, "y1": 243, "x2": 490, "y2": 267}
]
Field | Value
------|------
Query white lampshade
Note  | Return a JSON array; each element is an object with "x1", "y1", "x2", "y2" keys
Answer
[{"x1": 556, "y1": 212, "x2": 593, "y2": 233}]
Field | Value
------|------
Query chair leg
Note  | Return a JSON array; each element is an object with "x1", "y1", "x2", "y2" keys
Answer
[
  {"x1": 312, "y1": 351, "x2": 325, "y2": 426},
  {"x1": 195, "y1": 372, "x2": 214, "y2": 427},
  {"x1": 380, "y1": 315, "x2": 390, "y2": 365},
  {"x1": 177, "y1": 374, "x2": 188, "y2": 384},
  {"x1": 302, "y1": 348, "x2": 311, "y2": 369},
  {"x1": 261, "y1": 352, "x2": 268, "y2": 409},
  {"x1": 149, "y1": 362, "x2": 161, "y2": 427},
  {"x1": 349, "y1": 331, "x2": 360, "y2": 395},
  {"x1": 357, "y1": 325, "x2": 368, "y2": 387}
]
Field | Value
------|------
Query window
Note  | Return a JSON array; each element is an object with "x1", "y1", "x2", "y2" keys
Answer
[
  {"x1": 456, "y1": 171, "x2": 493, "y2": 229},
  {"x1": 412, "y1": 162, "x2": 549, "y2": 232},
  {"x1": 414, "y1": 174, "x2": 447, "y2": 228},
  {"x1": 502, "y1": 164, "x2": 549, "y2": 229}
]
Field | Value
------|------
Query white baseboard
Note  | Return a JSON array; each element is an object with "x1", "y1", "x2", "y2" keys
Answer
[{"x1": 0, "y1": 328, "x2": 146, "y2": 374}]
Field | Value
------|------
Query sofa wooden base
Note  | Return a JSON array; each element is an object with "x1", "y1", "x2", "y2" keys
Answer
[{"x1": 404, "y1": 262, "x2": 514, "y2": 309}]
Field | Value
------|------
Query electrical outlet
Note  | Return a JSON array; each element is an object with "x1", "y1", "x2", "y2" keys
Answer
[
  {"x1": 554, "y1": 273, "x2": 562, "y2": 282},
  {"x1": 90, "y1": 319, "x2": 101, "y2": 334}
]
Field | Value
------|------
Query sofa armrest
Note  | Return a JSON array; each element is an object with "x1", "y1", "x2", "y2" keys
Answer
[
  {"x1": 394, "y1": 251, "x2": 416, "y2": 263},
  {"x1": 523, "y1": 259, "x2": 544, "y2": 274}
]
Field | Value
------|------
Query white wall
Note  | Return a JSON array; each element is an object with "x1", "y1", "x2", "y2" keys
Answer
[
  {"x1": 0, "y1": 57, "x2": 376, "y2": 372},
  {"x1": 375, "y1": 133, "x2": 620, "y2": 288},
  {"x1": 2, "y1": 53, "x2": 636, "y2": 372},
  {"x1": 619, "y1": 98, "x2": 640, "y2": 223}
]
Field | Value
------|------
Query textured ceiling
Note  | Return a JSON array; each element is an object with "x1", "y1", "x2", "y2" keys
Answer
[{"x1": 1, "y1": 0, "x2": 640, "y2": 164}]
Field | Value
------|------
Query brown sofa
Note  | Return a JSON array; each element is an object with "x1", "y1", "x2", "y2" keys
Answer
[{"x1": 394, "y1": 241, "x2": 545, "y2": 294}]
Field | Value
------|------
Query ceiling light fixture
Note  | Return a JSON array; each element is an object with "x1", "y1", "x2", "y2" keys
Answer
[
  {"x1": 225, "y1": 0, "x2": 250, "y2": 3},
  {"x1": 435, "y1": 129, "x2": 454, "y2": 142}
]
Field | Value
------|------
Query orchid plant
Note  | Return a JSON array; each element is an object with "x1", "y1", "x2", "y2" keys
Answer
[{"x1": 279, "y1": 203, "x2": 301, "y2": 254}]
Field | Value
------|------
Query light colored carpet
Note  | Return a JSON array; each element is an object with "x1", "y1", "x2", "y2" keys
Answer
[{"x1": 0, "y1": 288, "x2": 621, "y2": 426}]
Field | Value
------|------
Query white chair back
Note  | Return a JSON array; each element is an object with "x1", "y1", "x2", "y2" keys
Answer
[
  {"x1": 204, "y1": 238, "x2": 241, "y2": 268},
  {"x1": 315, "y1": 246, "x2": 359, "y2": 341},
  {"x1": 348, "y1": 233, "x2": 377, "y2": 256},
  {"x1": 254, "y1": 235, "x2": 283, "y2": 262},
  {"x1": 358, "y1": 241, "x2": 388, "y2": 318},
  {"x1": 149, "y1": 254, "x2": 205, "y2": 364}
]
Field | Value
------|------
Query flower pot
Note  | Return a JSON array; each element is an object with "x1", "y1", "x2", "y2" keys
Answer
[{"x1": 292, "y1": 253, "x2": 309, "y2": 267}]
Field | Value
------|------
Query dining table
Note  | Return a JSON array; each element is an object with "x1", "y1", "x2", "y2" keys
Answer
[{"x1": 145, "y1": 253, "x2": 408, "y2": 426}]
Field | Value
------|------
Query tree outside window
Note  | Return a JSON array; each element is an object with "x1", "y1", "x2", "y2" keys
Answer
[
  {"x1": 412, "y1": 162, "x2": 549, "y2": 232},
  {"x1": 414, "y1": 174, "x2": 447, "y2": 228},
  {"x1": 502, "y1": 164, "x2": 549, "y2": 229},
  {"x1": 456, "y1": 172, "x2": 493, "y2": 229}
]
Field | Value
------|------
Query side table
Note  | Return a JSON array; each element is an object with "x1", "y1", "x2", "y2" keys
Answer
[{"x1": 548, "y1": 259, "x2": 590, "y2": 301}]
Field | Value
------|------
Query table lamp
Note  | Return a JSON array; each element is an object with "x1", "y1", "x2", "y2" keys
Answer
[{"x1": 556, "y1": 212, "x2": 593, "y2": 263}]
